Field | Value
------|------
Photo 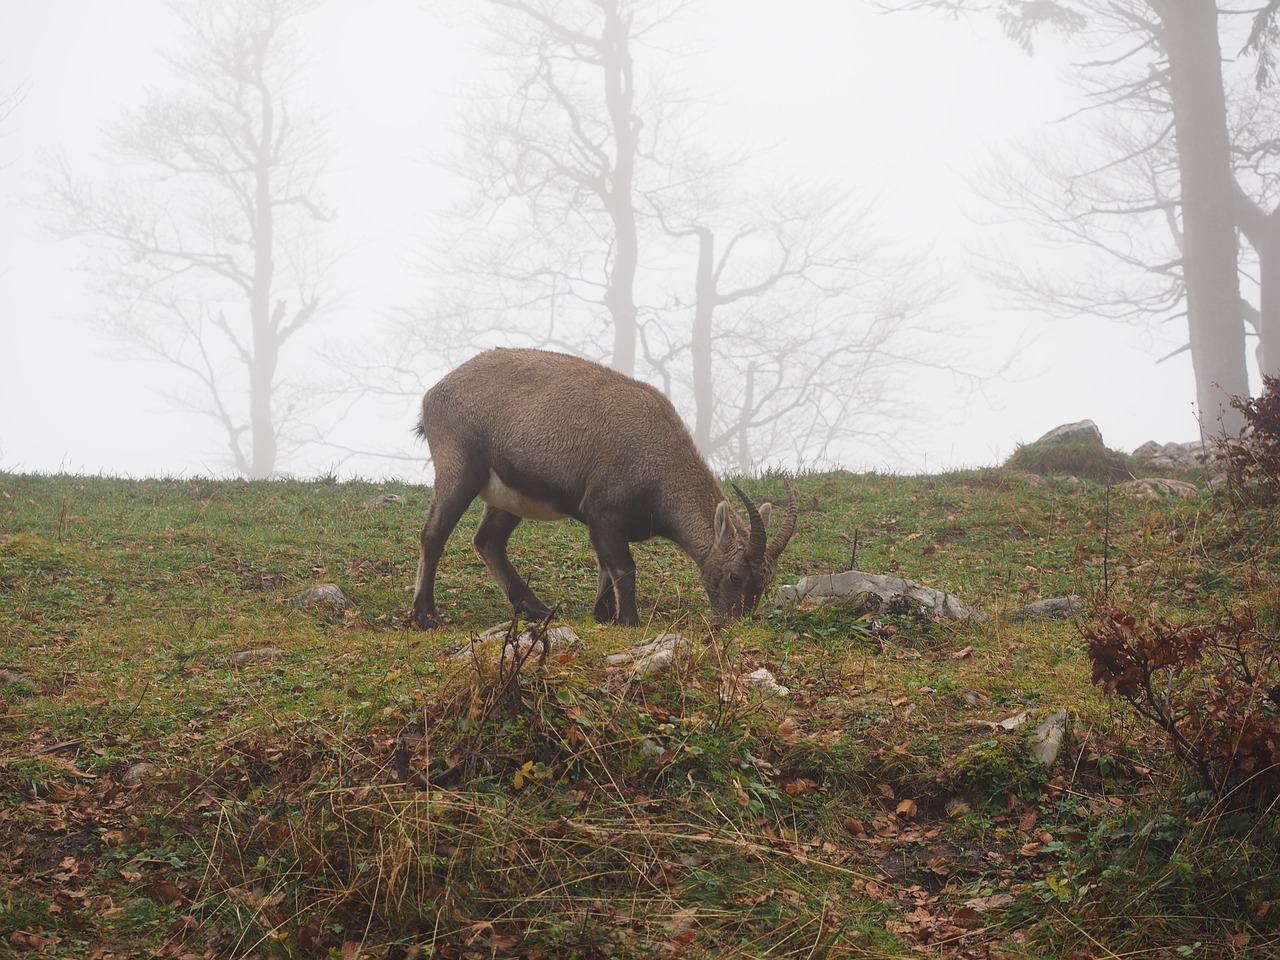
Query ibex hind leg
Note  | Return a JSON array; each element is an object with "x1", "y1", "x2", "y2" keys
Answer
[
  {"x1": 411, "y1": 479, "x2": 482, "y2": 629},
  {"x1": 474, "y1": 504, "x2": 552, "y2": 620}
]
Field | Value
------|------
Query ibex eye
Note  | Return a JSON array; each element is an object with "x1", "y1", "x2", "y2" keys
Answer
[{"x1": 729, "y1": 573, "x2": 743, "y2": 585}]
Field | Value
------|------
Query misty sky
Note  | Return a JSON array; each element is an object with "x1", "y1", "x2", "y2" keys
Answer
[{"x1": 0, "y1": 1, "x2": 1213, "y2": 479}]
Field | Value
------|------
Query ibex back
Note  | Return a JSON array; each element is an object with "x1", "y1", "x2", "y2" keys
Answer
[{"x1": 410, "y1": 348, "x2": 797, "y2": 629}]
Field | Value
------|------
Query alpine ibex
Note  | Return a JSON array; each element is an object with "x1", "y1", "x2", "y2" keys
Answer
[{"x1": 410, "y1": 348, "x2": 797, "y2": 629}]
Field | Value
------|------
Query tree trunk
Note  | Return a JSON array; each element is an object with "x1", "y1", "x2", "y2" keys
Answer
[
  {"x1": 1234, "y1": 186, "x2": 1280, "y2": 381},
  {"x1": 601, "y1": 0, "x2": 639, "y2": 377},
  {"x1": 248, "y1": 47, "x2": 278, "y2": 479},
  {"x1": 1156, "y1": 0, "x2": 1249, "y2": 436},
  {"x1": 1258, "y1": 233, "x2": 1280, "y2": 380},
  {"x1": 690, "y1": 226, "x2": 716, "y2": 455},
  {"x1": 737, "y1": 361, "x2": 756, "y2": 474}
]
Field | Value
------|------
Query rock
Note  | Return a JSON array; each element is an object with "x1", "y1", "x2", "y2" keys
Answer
[
  {"x1": 453, "y1": 623, "x2": 580, "y2": 664},
  {"x1": 1022, "y1": 473, "x2": 1049, "y2": 490},
  {"x1": 230, "y1": 647, "x2": 286, "y2": 666},
  {"x1": 292, "y1": 583, "x2": 352, "y2": 608},
  {"x1": 1034, "y1": 420, "x2": 1104, "y2": 446},
  {"x1": 1132, "y1": 440, "x2": 1211, "y2": 472},
  {"x1": 776, "y1": 570, "x2": 987, "y2": 623},
  {"x1": 1119, "y1": 477, "x2": 1200, "y2": 501},
  {"x1": 1028, "y1": 709, "x2": 1068, "y2": 766},
  {"x1": 363, "y1": 493, "x2": 406, "y2": 509},
  {"x1": 120, "y1": 761, "x2": 157, "y2": 786},
  {"x1": 741, "y1": 667, "x2": 790, "y2": 697},
  {"x1": 606, "y1": 633, "x2": 692, "y2": 677},
  {"x1": 0, "y1": 669, "x2": 25, "y2": 687},
  {"x1": 995, "y1": 710, "x2": 1033, "y2": 731},
  {"x1": 1018, "y1": 596, "x2": 1085, "y2": 621}
]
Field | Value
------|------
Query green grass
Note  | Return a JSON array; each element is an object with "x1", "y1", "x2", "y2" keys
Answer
[{"x1": 2, "y1": 467, "x2": 1279, "y2": 957}]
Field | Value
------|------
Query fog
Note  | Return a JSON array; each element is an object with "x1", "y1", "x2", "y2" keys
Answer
[{"x1": 0, "y1": 1, "x2": 1221, "y2": 481}]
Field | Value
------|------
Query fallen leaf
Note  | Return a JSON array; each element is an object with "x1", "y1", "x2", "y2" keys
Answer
[
  {"x1": 895, "y1": 798, "x2": 918, "y2": 819},
  {"x1": 964, "y1": 893, "x2": 1015, "y2": 913}
]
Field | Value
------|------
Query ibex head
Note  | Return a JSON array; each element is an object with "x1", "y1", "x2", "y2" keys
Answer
[{"x1": 701, "y1": 479, "x2": 798, "y2": 623}]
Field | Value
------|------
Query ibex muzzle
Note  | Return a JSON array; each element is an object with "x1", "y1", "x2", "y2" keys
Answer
[{"x1": 410, "y1": 348, "x2": 797, "y2": 629}]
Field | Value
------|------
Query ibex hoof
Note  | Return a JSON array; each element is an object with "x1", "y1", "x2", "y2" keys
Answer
[
  {"x1": 410, "y1": 609, "x2": 442, "y2": 631},
  {"x1": 515, "y1": 601, "x2": 552, "y2": 621}
]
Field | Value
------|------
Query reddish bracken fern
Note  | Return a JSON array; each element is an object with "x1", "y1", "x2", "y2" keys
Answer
[{"x1": 1084, "y1": 605, "x2": 1280, "y2": 802}]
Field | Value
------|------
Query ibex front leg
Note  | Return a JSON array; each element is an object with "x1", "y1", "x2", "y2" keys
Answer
[{"x1": 589, "y1": 525, "x2": 639, "y2": 626}]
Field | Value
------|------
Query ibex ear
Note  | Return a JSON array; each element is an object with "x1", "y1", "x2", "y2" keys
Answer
[
  {"x1": 714, "y1": 501, "x2": 729, "y2": 546},
  {"x1": 759, "y1": 502, "x2": 772, "y2": 527}
]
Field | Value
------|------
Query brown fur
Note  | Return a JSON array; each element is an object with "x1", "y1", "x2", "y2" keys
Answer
[{"x1": 410, "y1": 348, "x2": 796, "y2": 629}]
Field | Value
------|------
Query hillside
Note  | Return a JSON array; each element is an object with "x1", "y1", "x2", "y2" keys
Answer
[{"x1": 2, "y1": 466, "x2": 1278, "y2": 959}]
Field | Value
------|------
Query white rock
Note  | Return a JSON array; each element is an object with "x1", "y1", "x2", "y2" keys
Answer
[
  {"x1": 363, "y1": 493, "x2": 406, "y2": 509},
  {"x1": 741, "y1": 667, "x2": 790, "y2": 697},
  {"x1": 1035, "y1": 420, "x2": 1104, "y2": 446},
  {"x1": 1028, "y1": 708, "x2": 1068, "y2": 766},
  {"x1": 606, "y1": 633, "x2": 693, "y2": 677},
  {"x1": 453, "y1": 623, "x2": 579, "y2": 663},
  {"x1": 775, "y1": 570, "x2": 986, "y2": 623},
  {"x1": 1119, "y1": 477, "x2": 1200, "y2": 500},
  {"x1": 292, "y1": 583, "x2": 352, "y2": 608}
]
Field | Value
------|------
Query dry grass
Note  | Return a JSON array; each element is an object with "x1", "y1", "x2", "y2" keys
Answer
[{"x1": 3, "y1": 467, "x2": 1280, "y2": 958}]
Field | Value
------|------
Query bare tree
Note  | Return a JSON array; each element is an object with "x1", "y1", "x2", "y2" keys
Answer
[
  {"x1": 44, "y1": 0, "x2": 334, "y2": 477},
  {"x1": 392, "y1": 0, "x2": 956, "y2": 473},
  {"x1": 426, "y1": 0, "x2": 688, "y2": 378},
  {"x1": 893, "y1": 0, "x2": 1253, "y2": 435},
  {"x1": 647, "y1": 174, "x2": 951, "y2": 470},
  {"x1": 0, "y1": 78, "x2": 25, "y2": 151}
]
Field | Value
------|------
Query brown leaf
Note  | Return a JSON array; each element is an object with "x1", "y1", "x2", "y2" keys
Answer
[
  {"x1": 146, "y1": 881, "x2": 186, "y2": 907},
  {"x1": 964, "y1": 893, "x2": 1015, "y2": 913},
  {"x1": 895, "y1": 798, "x2": 918, "y2": 819},
  {"x1": 783, "y1": 777, "x2": 819, "y2": 796}
]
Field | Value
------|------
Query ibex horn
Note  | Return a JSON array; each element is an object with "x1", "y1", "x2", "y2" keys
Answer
[
  {"x1": 767, "y1": 477, "x2": 798, "y2": 559},
  {"x1": 731, "y1": 483, "x2": 768, "y2": 560}
]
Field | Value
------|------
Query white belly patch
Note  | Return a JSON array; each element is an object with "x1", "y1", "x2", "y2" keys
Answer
[{"x1": 480, "y1": 471, "x2": 568, "y2": 521}]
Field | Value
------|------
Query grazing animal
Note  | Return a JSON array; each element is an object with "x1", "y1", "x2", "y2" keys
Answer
[{"x1": 410, "y1": 348, "x2": 797, "y2": 629}]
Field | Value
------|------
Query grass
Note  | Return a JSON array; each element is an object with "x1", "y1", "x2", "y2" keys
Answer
[{"x1": 2, "y1": 465, "x2": 1279, "y2": 958}]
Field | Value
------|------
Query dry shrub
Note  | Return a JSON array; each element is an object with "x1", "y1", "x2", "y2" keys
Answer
[
  {"x1": 1084, "y1": 604, "x2": 1280, "y2": 802},
  {"x1": 1218, "y1": 373, "x2": 1280, "y2": 502}
]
